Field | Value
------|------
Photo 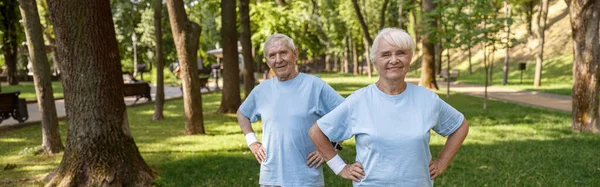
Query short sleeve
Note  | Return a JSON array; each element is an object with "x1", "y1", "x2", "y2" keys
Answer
[
  {"x1": 238, "y1": 87, "x2": 261, "y2": 123},
  {"x1": 432, "y1": 96, "x2": 464, "y2": 136},
  {"x1": 316, "y1": 83, "x2": 344, "y2": 116},
  {"x1": 316, "y1": 100, "x2": 354, "y2": 142}
]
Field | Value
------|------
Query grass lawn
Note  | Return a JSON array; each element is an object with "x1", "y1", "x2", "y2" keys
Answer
[
  {"x1": 1, "y1": 82, "x2": 64, "y2": 101},
  {"x1": 1, "y1": 73, "x2": 599, "y2": 186}
]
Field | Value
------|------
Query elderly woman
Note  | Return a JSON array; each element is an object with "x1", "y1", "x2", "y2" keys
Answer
[{"x1": 308, "y1": 28, "x2": 469, "y2": 186}]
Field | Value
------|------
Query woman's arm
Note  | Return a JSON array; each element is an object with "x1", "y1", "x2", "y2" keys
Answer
[{"x1": 430, "y1": 118, "x2": 469, "y2": 179}]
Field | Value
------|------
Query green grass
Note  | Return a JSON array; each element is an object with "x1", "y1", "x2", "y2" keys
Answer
[
  {"x1": 453, "y1": 54, "x2": 573, "y2": 96},
  {"x1": 1, "y1": 82, "x2": 64, "y2": 101},
  {"x1": 1, "y1": 73, "x2": 599, "y2": 186}
]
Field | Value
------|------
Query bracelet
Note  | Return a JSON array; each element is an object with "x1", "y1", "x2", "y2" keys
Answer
[
  {"x1": 326, "y1": 154, "x2": 347, "y2": 175},
  {"x1": 245, "y1": 133, "x2": 258, "y2": 147}
]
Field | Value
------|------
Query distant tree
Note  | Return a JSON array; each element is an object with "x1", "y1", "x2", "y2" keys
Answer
[
  {"x1": 533, "y1": 0, "x2": 548, "y2": 88},
  {"x1": 18, "y1": 0, "x2": 63, "y2": 154},
  {"x1": 568, "y1": 0, "x2": 599, "y2": 133},
  {"x1": 45, "y1": 0, "x2": 155, "y2": 185},
  {"x1": 166, "y1": 0, "x2": 206, "y2": 134},
  {"x1": 419, "y1": 0, "x2": 438, "y2": 90},
  {"x1": 1, "y1": 0, "x2": 23, "y2": 85},
  {"x1": 153, "y1": 0, "x2": 165, "y2": 120},
  {"x1": 217, "y1": 0, "x2": 241, "y2": 113},
  {"x1": 240, "y1": 0, "x2": 255, "y2": 98}
]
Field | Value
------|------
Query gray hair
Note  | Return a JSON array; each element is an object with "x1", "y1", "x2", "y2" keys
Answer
[
  {"x1": 370, "y1": 28, "x2": 415, "y2": 61},
  {"x1": 263, "y1": 34, "x2": 297, "y2": 57}
]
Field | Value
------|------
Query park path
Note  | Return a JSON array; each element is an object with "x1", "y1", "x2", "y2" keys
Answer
[
  {"x1": 1, "y1": 76, "x2": 573, "y2": 131},
  {"x1": 0, "y1": 81, "x2": 220, "y2": 131}
]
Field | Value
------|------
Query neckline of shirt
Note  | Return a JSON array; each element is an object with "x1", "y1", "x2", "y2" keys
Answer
[{"x1": 370, "y1": 82, "x2": 411, "y2": 100}]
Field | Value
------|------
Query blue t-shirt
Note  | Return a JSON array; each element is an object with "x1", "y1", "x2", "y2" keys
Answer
[
  {"x1": 239, "y1": 73, "x2": 344, "y2": 186},
  {"x1": 317, "y1": 83, "x2": 464, "y2": 187}
]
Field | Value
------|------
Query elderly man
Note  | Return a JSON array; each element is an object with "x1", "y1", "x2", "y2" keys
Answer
[{"x1": 237, "y1": 34, "x2": 343, "y2": 187}]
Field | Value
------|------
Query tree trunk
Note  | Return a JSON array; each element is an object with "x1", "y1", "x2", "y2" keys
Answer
[
  {"x1": 483, "y1": 43, "x2": 488, "y2": 111},
  {"x1": 502, "y1": 0, "x2": 511, "y2": 85},
  {"x1": 569, "y1": 0, "x2": 600, "y2": 133},
  {"x1": 435, "y1": 44, "x2": 442, "y2": 75},
  {"x1": 344, "y1": 36, "x2": 349, "y2": 74},
  {"x1": 364, "y1": 38, "x2": 372, "y2": 78},
  {"x1": 379, "y1": 0, "x2": 390, "y2": 30},
  {"x1": 19, "y1": 0, "x2": 64, "y2": 155},
  {"x1": 240, "y1": 0, "x2": 255, "y2": 98},
  {"x1": 468, "y1": 42, "x2": 472, "y2": 74},
  {"x1": 276, "y1": 0, "x2": 287, "y2": 7},
  {"x1": 217, "y1": 0, "x2": 241, "y2": 113},
  {"x1": 133, "y1": 32, "x2": 138, "y2": 77},
  {"x1": 525, "y1": 0, "x2": 534, "y2": 37},
  {"x1": 1, "y1": 0, "x2": 20, "y2": 86},
  {"x1": 398, "y1": 0, "x2": 404, "y2": 29},
  {"x1": 153, "y1": 0, "x2": 165, "y2": 120},
  {"x1": 166, "y1": 0, "x2": 205, "y2": 134},
  {"x1": 325, "y1": 54, "x2": 331, "y2": 72},
  {"x1": 45, "y1": 0, "x2": 155, "y2": 185},
  {"x1": 533, "y1": 0, "x2": 548, "y2": 88},
  {"x1": 351, "y1": 0, "x2": 373, "y2": 46},
  {"x1": 352, "y1": 38, "x2": 359, "y2": 75},
  {"x1": 333, "y1": 55, "x2": 338, "y2": 72},
  {"x1": 419, "y1": 0, "x2": 438, "y2": 90}
]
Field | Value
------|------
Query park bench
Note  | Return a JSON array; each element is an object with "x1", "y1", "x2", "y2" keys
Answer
[
  {"x1": 440, "y1": 69, "x2": 460, "y2": 81},
  {"x1": 123, "y1": 82, "x2": 152, "y2": 104},
  {"x1": 0, "y1": 91, "x2": 29, "y2": 124}
]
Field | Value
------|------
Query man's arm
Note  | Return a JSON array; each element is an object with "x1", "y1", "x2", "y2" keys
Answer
[{"x1": 237, "y1": 110, "x2": 266, "y2": 163}]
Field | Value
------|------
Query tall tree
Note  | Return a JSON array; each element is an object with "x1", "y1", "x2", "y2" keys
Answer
[
  {"x1": 533, "y1": 0, "x2": 548, "y2": 88},
  {"x1": 240, "y1": 0, "x2": 255, "y2": 98},
  {"x1": 502, "y1": 0, "x2": 511, "y2": 85},
  {"x1": 568, "y1": 0, "x2": 599, "y2": 133},
  {"x1": 379, "y1": 0, "x2": 391, "y2": 30},
  {"x1": 166, "y1": 0, "x2": 205, "y2": 134},
  {"x1": 45, "y1": 0, "x2": 155, "y2": 185},
  {"x1": 351, "y1": 0, "x2": 373, "y2": 45},
  {"x1": 217, "y1": 0, "x2": 241, "y2": 113},
  {"x1": 18, "y1": 0, "x2": 63, "y2": 154},
  {"x1": 1, "y1": 0, "x2": 21, "y2": 85},
  {"x1": 419, "y1": 0, "x2": 438, "y2": 90},
  {"x1": 153, "y1": 0, "x2": 165, "y2": 120}
]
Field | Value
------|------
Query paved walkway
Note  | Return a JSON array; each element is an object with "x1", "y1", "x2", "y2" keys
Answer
[
  {"x1": 405, "y1": 78, "x2": 572, "y2": 112},
  {"x1": 0, "y1": 81, "x2": 220, "y2": 131}
]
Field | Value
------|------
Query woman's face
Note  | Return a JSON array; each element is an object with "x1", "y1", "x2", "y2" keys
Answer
[{"x1": 374, "y1": 40, "x2": 412, "y2": 82}]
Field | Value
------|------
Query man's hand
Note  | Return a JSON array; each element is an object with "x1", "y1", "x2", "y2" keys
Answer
[
  {"x1": 306, "y1": 151, "x2": 326, "y2": 168},
  {"x1": 249, "y1": 142, "x2": 266, "y2": 164},
  {"x1": 429, "y1": 160, "x2": 448, "y2": 179},
  {"x1": 338, "y1": 162, "x2": 365, "y2": 182}
]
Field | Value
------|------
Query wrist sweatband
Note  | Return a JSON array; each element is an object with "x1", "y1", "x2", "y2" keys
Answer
[
  {"x1": 245, "y1": 133, "x2": 258, "y2": 147},
  {"x1": 326, "y1": 154, "x2": 347, "y2": 175}
]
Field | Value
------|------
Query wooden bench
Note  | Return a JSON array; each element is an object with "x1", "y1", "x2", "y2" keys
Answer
[
  {"x1": 440, "y1": 69, "x2": 460, "y2": 81},
  {"x1": 123, "y1": 82, "x2": 152, "y2": 104},
  {"x1": 0, "y1": 91, "x2": 29, "y2": 124}
]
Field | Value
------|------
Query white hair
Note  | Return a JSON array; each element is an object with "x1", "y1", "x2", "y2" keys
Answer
[
  {"x1": 263, "y1": 34, "x2": 297, "y2": 57},
  {"x1": 370, "y1": 28, "x2": 415, "y2": 61}
]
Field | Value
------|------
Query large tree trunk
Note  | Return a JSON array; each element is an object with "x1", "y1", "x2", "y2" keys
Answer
[
  {"x1": 19, "y1": 0, "x2": 64, "y2": 155},
  {"x1": 569, "y1": 0, "x2": 600, "y2": 133},
  {"x1": 419, "y1": 0, "x2": 438, "y2": 90},
  {"x1": 45, "y1": 0, "x2": 155, "y2": 185},
  {"x1": 502, "y1": 0, "x2": 511, "y2": 85},
  {"x1": 153, "y1": 0, "x2": 165, "y2": 120},
  {"x1": 166, "y1": 0, "x2": 205, "y2": 134},
  {"x1": 240, "y1": 0, "x2": 255, "y2": 98},
  {"x1": 1, "y1": 0, "x2": 20, "y2": 86},
  {"x1": 533, "y1": 0, "x2": 548, "y2": 88},
  {"x1": 351, "y1": 0, "x2": 373, "y2": 46},
  {"x1": 217, "y1": 0, "x2": 241, "y2": 113}
]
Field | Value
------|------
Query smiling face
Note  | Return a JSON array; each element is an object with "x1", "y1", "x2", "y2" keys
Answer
[
  {"x1": 265, "y1": 39, "x2": 298, "y2": 80},
  {"x1": 374, "y1": 40, "x2": 413, "y2": 82}
]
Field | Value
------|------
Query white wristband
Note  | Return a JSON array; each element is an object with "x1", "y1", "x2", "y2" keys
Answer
[
  {"x1": 245, "y1": 133, "x2": 258, "y2": 147},
  {"x1": 326, "y1": 154, "x2": 347, "y2": 175}
]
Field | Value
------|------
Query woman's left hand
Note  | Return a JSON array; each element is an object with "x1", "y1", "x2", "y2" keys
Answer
[{"x1": 429, "y1": 160, "x2": 448, "y2": 179}]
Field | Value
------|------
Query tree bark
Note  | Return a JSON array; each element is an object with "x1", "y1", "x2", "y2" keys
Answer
[
  {"x1": 502, "y1": 0, "x2": 511, "y2": 85},
  {"x1": 217, "y1": 0, "x2": 241, "y2": 113},
  {"x1": 351, "y1": 0, "x2": 373, "y2": 46},
  {"x1": 533, "y1": 0, "x2": 548, "y2": 88},
  {"x1": 153, "y1": 0, "x2": 165, "y2": 120},
  {"x1": 325, "y1": 54, "x2": 331, "y2": 72},
  {"x1": 419, "y1": 0, "x2": 438, "y2": 90},
  {"x1": 352, "y1": 37, "x2": 358, "y2": 75},
  {"x1": 525, "y1": 0, "x2": 534, "y2": 37},
  {"x1": 240, "y1": 0, "x2": 255, "y2": 98},
  {"x1": 379, "y1": 0, "x2": 390, "y2": 31},
  {"x1": 166, "y1": 0, "x2": 205, "y2": 134},
  {"x1": 1, "y1": 0, "x2": 20, "y2": 85},
  {"x1": 398, "y1": 0, "x2": 404, "y2": 29},
  {"x1": 570, "y1": 0, "x2": 599, "y2": 133},
  {"x1": 333, "y1": 55, "x2": 338, "y2": 72},
  {"x1": 19, "y1": 0, "x2": 64, "y2": 155},
  {"x1": 45, "y1": 0, "x2": 155, "y2": 185},
  {"x1": 364, "y1": 38, "x2": 372, "y2": 78},
  {"x1": 343, "y1": 36, "x2": 349, "y2": 74},
  {"x1": 435, "y1": 44, "x2": 442, "y2": 75}
]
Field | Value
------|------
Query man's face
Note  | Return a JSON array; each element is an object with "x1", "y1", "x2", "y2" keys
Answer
[
  {"x1": 374, "y1": 40, "x2": 412, "y2": 81},
  {"x1": 265, "y1": 40, "x2": 298, "y2": 79}
]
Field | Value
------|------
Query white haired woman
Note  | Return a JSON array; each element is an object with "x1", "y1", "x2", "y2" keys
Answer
[{"x1": 308, "y1": 28, "x2": 469, "y2": 186}]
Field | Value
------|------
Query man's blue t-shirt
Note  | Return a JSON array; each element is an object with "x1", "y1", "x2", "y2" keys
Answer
[
  {"x1": 317, "y1": 83, "x2": 464, "y2": 187},
  {"x1": 239, "y1": 73, "x2": 344, "y2": 186}
]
